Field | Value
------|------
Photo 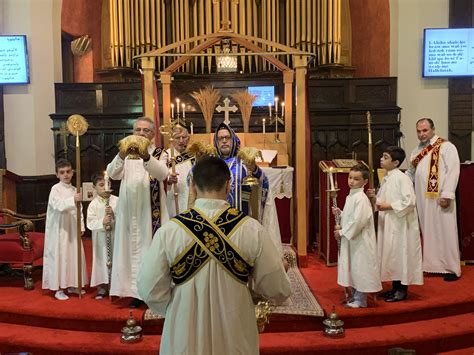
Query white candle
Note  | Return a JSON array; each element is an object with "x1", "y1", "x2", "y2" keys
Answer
[
  {"x1": 329, "y1": 167, "x2": 335, "y2": 191},
  {"x1": 268, "y1": 103, "x2": 272, "y2": 117},
  {"x1": 262, "y1": 118, "x2": 266, "y2": 134},
  {"x1": 281, "y1": 102, "x2": 285, "y2": 117},
  {"x1": 176, "y1": 99, "x2": 180, "y2": 114},
  {"x1": 182, "y1": 103, "x2": 185, "y2": 118},
  {"x1": 190, "y1": 122, "x2": 194, "y2": 135},
  {"x1": 171, "y1": 103, "x2": 174, "y2": 118},
  {"x1": 274, "y1": 97, "x2": 279, "y2": 115},
  {"x1": 104, "y1": 171, "x2": 110, "y2": 191}
]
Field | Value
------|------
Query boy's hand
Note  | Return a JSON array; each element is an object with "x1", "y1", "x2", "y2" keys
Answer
[
  {"x1": 438, "y1": 198, "x2": 451, "y2": 209},
  {"x1": 376, "y1": 202, "x2": 392, "y2": 211},
  {"x1": 366, "y1": 188, "x2": 376, "y2": 198},
  {"x1": 331, "y1": 207, "x2": 341, "y2": 216},
  {"x1": 334, "y1": 230, "x2": 342, "y2": 241},
  {"x1": 74, "y1": 193, "x2": 82, "y2": 202},
  {"x1": 105, "y1": 206, "x2": 114, "y2": 217},
  {"x1": 103, "y1": 215, "x2": 112, "y2": 226}
]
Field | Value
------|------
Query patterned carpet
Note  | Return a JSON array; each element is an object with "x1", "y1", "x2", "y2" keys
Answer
[{"x1": 144, "y1": 244, "x2": 324, "y2": 321}]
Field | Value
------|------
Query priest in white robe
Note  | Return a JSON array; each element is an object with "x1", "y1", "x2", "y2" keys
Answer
[
  {"x1": 42, "y1": 159, "x2": 88, "y2": 301},
  {"x1": 138, "y1": 156, "x2": 291, "y2": 355},
  {"x1": 107, "y1": 117, "x2": 169, "y2": 306},
  {"x1": 406, "y1": 118, "x2": 461, "y2": 281},
  {"x1": 335, "y1": 164, "x2": 382, "y2": 308},
  {"x1": 159, "y1": 125, "x2": 195, "y2": 217},
  {"x1": 374, "y1": 147, "x2": 423, "y2": 302}
]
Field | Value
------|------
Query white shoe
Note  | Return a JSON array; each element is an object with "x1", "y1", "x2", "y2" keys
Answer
[
  {"x1": 345, "y1": 301, "x2": 366, "y2": 308},
  {"x1": 55, "y1": 290, "x2": 69, "y2": 301},
  {"x1": 67, "y1": 287, "x2": 86, "y2": 295}
]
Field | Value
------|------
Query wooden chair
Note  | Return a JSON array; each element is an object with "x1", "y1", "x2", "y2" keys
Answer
[{"x1": 0, "y1": 208, "x2": 46, "y2": 290}]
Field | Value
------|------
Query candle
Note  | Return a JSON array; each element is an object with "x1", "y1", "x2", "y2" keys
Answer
[
  {"x1": 262, "y1": 118, "x2": 266, "y2": 134},
  {"x1": 329, "y1": 167, "x2": 335, "y2": 191},
  {"x1": 281, "y1": 102, "x2": 285, "y2": 117},
  {"x1": 274, "y1": 97, "x2": 279, "y2": 115},
  {"x1": 171, "y1": 103, "x2": 174, "y2": 118},
  {"x1": 182, "y1": 103, "x2": 185, "y2": 118},
  {"x1": 176, "y1": 99, "x2": 180, "y2": 114},
  {"x1": 190, "y1": 122, "x2": 194, "y2": 135},
  {"x1": 104, "y1": 171, "x2": 110, "y2": 191},
  {"x1": 268, "y1": 103, "x2": 272, "y2": 117}
]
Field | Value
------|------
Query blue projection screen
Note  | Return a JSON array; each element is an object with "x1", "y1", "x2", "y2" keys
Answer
[
  {"x1": 248, "y1": 86, "x2": 275, "y2": 107},
  {"x1": 0, "y1": 35, "x2": 30, "y2": 84},
  {"x1": 423, "y1": 28, "x2": 474, "y2": 77}
]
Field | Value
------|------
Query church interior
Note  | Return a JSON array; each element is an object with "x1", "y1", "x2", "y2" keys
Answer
[{"x1": 0, "y1": 0, "x2": 474, "y2": 353}]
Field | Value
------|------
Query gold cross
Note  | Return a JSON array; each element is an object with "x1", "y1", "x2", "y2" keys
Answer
[{"x1": 213, "y1": 0, "x2": 239, "y2": 32}]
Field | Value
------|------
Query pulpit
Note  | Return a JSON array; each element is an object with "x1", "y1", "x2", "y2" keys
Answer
[
  {"x1": 318, "y1": 160, "x2": 360, "y2": 266},
  {"x1": 459, "y1": 163, "x2": 474, "y2": 262}
]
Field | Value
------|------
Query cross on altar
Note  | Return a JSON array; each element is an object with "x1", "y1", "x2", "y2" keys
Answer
[{"x1": 216, "y1": 97, "x2": 238, "y2": 125}]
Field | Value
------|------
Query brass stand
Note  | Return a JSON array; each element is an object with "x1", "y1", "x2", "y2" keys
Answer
[
  {"x1": 323, "y1": 305, "x2": 345, "y2": 338},
  {"x1": 121, "y1": 310, "x2": 143, "y2": 343}
]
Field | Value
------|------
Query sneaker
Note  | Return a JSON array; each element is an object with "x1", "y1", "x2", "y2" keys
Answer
[
  {"x1": 67, "y1": 287, "x2": 86, "y2": 295},
  {"x1": 55, "y1": 290, "x2": 69, "y2": 301},
  {"x1": 95, "y1": 287, "x2": 108, "y2": 300}
]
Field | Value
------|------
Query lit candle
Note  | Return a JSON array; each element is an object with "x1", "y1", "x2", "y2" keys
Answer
[
  {"x1": 190, "y1": 122, "x2": 194, "y2": 135},
  {"x1": 281, "y1": 102, "x2": 285, "y2": 117},
  {"x1": 182, "y1": 103, "x2": 185, "y2": 118},
  {"x1": 176, "y1": 98, "x2": 180, "y2": 114},
  {"x1": 274, "y1": 97, "x2": 279, "y2": 115},
  {"x1": 104, "y1": 171, "x2": 110, "y2": 191},
  {"x1": 329, "y1": 167, "x2": 335, "y2": 191},
  {"x1": 171, "y1": 103, "x2": 174, "y2": 118},
  {"x1": 262, "y1": 118, "x2": 266, "y2": 134},
  {"x1": 268, "y1": 103, "x2": 272, "y2": 117}
]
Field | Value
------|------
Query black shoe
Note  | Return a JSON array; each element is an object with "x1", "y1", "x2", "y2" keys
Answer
[
  {"x1": 384, "y1": 291, "x2": 407, "y2": 302},
  {"x1": 129, "y1": 298, "x2": 144, "y2": 308},
  {"x1": 443, "y1": 273, "x2": 459, "y2": 282},
  {"x1": 381, "y1": 289, "x2": 396, "y2": 299}
]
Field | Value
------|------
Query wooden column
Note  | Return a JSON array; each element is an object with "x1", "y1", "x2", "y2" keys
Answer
[
  {"x1": 283, "y1": 70, "x2": 294, "y2": 165},
  {"x1": 141, "y1": 58, "x2": 156, "y2": 119},
  {"x1": 160, "y1": 71, "x2": 172, "y2": 147},
  {"x1": 294, "y1": 56, "x2": 308, "y2": 266}
]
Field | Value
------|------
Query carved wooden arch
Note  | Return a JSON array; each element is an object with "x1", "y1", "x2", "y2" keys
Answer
[{"x1": 135, "y1": 31, "x2": 311, "y2": 265}]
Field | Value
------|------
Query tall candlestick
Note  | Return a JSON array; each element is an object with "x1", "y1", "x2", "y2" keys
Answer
[
  {"x1": 182, "y1": 103, "x2": 185, "y2": 118},
  {"x1": 328, "y1": 167, "x2": 335, "y2": 191},
  {"x1": 281, "y1": 102, "x2": 285, "y2": 117},
  {"x1": 176, "y1": 99, "x2": 180, "y2": 114},
  {"x1": 262, "y1": 118, "x2": 266, "y2": 134},
  {"x1": 190, "y1": 122, "x2": 194, "y2": 135},
  {"x1": 104, "y1": 171, "x2": 110, "y2": 191},
  {"x1": 171, "y1": 103, "x2": 174, "y2": 118},
  {"x1": 268, "y1": 103, "x2": 272, "y2": 117},
  {"x1": 274, "y1": 97, "x2": 279, "y2": 115}
]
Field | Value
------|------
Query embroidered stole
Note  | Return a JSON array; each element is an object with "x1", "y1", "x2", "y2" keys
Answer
[
  {"x1": 170, "y1": 207, "x2": 253, "y2": 285},
  {"x1": 150, "y1": 147, "x2": 163, "y2": 235},
  {"x1": 410, "y1": 137, "x2": 445, "y2": 198},
  {"x1": 166, "y1": 151, "x2": 195, "y2": 169}
]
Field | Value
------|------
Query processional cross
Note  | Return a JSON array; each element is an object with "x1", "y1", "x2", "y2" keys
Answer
[
  {"x1": 213, "y1": 0, "x2": 239, "y2": 32},
  {"x1": 216, "y1": 97, "x2": 238, "y2": 125}
]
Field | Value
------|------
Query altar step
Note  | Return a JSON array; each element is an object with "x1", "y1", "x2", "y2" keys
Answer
[{"x1": 1, "y1": 312, "x2": 474, "y2": 354}]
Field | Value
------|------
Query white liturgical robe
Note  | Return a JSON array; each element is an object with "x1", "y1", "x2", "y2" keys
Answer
[
  {"x1": 42, "y1": 182, "x2": 88, "y2": 291},
  {"x1": 107, "y1": 147, "x2": 168, "y2": 299},
  {"x1": 406, "y1": 135, "x2": 461, "y2": 277},
  {"x1": 137, "y1": 198, "x2": 292, "y2": 355},
  {"x1": 86, "y1": 194, "x2": 118, "y2": 287},
  {"x1": 376, "y1": 169, "x2": 423, "y2": 285},
  {"x1": 159, "y1": 148, "x2": 194, "y2": 217},
  {"x1": 338, "y1": 188, "x2": 382, "y2": 293}
]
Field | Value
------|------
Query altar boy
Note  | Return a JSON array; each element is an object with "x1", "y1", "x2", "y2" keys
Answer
[
  {"x1": 42, "y1": 159, "x2": 88, "y2": 300},
  {"x1": 372, "y1": 146, "x2": 423, "y2": 302},
  {"x1": 333, "y1": 163, "x2": 381, "y2": 308}
]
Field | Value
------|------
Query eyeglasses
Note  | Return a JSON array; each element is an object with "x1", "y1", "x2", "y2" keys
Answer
[
  {"x1": 217, "y1": 136, "x2": 232, "y2": 142},
  {"x1": 134, "y1": 128, "x2": 152, "y2": 134}
]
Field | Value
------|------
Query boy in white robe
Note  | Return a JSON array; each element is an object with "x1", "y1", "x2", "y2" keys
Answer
[
  {"x1": 333, "y1": 163, "x2": 381, "y2": 308},
  {"x1": 42, "y1": 159, "x2": 88, "y2": 300},
  {"x1": 137, "y1": 156, "x2": 291, "y2": 355},
  {"x1": 371, "y1": 147, "x2": 423, "y2": 302},
  {"x1": 86, "y1": 172, "x2": 118, "y2": 299}
]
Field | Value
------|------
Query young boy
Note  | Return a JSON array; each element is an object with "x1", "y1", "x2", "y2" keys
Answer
[
  {"x1": 333, "y1": 163, "x2": 381, "y2": 308},
  {"x1": 86, "y1": 172, "x2": 118, "y2": 299},
  {"x1": 42, "y1": 159, "x2": 88, "y2": 300},
  {"x1": 373, "y1": 146, "x2": 423, "y2": 302}
]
